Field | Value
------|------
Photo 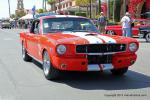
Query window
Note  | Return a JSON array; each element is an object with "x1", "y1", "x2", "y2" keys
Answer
[{"x1": 42, "y1": 18, "x2": 99, "y2": 34}]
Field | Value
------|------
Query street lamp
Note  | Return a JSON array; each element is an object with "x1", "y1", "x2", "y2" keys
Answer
[{"x1": 8, "y1": 0, "x2": 11, "y2": 17}]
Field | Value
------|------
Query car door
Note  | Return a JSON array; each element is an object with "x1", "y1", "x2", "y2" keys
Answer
[{"x1": 26, "y1": 20, "x2": 40, "y2": 59}]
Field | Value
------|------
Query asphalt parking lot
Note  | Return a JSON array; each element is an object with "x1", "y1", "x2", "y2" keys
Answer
[{"x1": 0, "y1": 29, "x2": 149, "y2": 100}]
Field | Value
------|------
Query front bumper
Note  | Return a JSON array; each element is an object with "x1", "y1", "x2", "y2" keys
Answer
[{"x1": 51, "y1": 53, "x2": 137, "y2": 71}]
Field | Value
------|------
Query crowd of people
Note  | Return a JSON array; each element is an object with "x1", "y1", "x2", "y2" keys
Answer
[
  {"x1": 10, "y1": 20, "x2": 32, "y2": 29},
  {"x1": 97, "y1": 11, "x2": 133, "y2": 37}
]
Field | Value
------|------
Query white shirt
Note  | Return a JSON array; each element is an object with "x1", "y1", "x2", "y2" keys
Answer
[{"x1": 121, "y1": 16, "x2": 131, "y2": 28}]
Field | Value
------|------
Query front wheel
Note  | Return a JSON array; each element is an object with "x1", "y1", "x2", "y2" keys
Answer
[
  {"x1": 43, "y1": 51, "x2": 60, "y2": 80},
  {"x1": 111, "y1": 67, "x2": 128, "y2": 76},
  {"x1": 145, "y1": 33, "x2": 150, "y2": 42},
  {"x1": 22, "y1": 43, "x2": 32, "y2": 61}
]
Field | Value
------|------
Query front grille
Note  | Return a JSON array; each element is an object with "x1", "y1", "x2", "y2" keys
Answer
[
  {"x1": 88, "y1": 55, "x2": 112, "y2": 64},
  {"x1": 76, "y1": 44, "x2": 126, "y2": 53}
]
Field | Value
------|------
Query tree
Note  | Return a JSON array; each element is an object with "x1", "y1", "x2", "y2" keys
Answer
[
  {"x1": 113, "y1": 0, "x2": 121, "y2": 22},
  {"x1": 37, "y1": 9, "x2": 44, "y2": 13},
  {"x1": 16, "y1": 10, "x2": 26, "y2": 18},
  {"x1": 75, "y1": 0, "x2": 96, "y2": 18},
  {"x1": 10, "y1": 14, "x2": 16, "y2": 19},
  {"x1": 47, "y1": 0, "x2": 56, "y2": 12}
]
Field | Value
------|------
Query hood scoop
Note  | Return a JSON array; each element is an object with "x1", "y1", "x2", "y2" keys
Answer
[{"x1": 85, "y1": 34, "x2": 98, "y2": 36}]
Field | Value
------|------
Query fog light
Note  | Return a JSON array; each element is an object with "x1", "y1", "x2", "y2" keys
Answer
[{"x1": 61, "y1": 64, "x2": 67, "y2": 69}]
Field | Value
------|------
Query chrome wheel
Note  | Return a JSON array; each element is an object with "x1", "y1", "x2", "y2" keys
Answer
[
  {"x1": 43, "y1": 52, "x2": 51, "y2": 76},
  {"x1": 22, "y1": 43, "x2": 32, "y2": 61},
  {"x1": 146, "y1": 33, "x2": 150, "y2": 42},
  {"x1": 42, "y1": 51, "x2": 60, "y2": 80},
  {"x1": 107, "y1": 30, "x2": 115, "y2": 35}
]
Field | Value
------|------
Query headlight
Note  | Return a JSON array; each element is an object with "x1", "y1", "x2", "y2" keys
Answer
[
  {"x1": 56, "y1": 45, "x2": 66, "y2": 55},
  {"x1": 129, "y1": 43, "x2": 137, "y2": 52}
]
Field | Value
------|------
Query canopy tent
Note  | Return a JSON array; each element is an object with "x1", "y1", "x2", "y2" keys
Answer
[
  {"x1": 19, "y1": 14, "x2": 33, "y2": 20},
  {"x1": 9, "y1": 18, "x2": 15, "y2": 21}
]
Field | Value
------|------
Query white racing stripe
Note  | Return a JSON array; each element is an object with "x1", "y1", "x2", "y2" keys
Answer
[
  {"x1": 97, "y1": 35, "x2": 116, "y2": 43},
  {"x1": 88, "y1": 64, "x2": 114, "y2": 71},
  {"x1": 101, "y1": 64, "x2": 114, "y2": 70},
  {"x1": 88, "y1": 64, "x2": 100, "y2": 71},
  {"x1": 62, "y1": 32, "x2": 103, "y2": 44}
]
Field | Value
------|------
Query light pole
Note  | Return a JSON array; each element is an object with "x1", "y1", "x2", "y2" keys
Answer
[{"x1": 8, "y1": 0, "x2": 11, "y2": 17}]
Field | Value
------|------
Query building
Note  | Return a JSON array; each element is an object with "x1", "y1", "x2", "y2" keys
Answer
[
  {"x1": 48, "y1": 0, "x2": 76, "y2": 14},
  {"x1": 48, "y1": 0, "x2": 101, "y2": 16},
  {"x1": 15, "y1": 0, "x2": 26, "y2": 18}
]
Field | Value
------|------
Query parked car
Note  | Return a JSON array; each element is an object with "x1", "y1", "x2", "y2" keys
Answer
[
  {"x1": 139, "y1": 26, "x2": 150, "y2": 42},
  {"x1": 105, "y1": 19, "x2": 150, "y2": 36},
  {"x1": 20, "y1": 15, "x2": 139, "y2": 80},
  {"x1": 1, "y1": 20, "x2": 11, "y2": 29}
]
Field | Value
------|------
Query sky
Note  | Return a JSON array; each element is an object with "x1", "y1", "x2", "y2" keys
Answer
[{"x1": 0, "y1": 0, "x2": 43, "y2": 18}]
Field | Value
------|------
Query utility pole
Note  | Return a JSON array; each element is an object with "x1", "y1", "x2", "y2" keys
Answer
[{"x1": 8, "y1": 0, "x2": 11, "y2": 17}]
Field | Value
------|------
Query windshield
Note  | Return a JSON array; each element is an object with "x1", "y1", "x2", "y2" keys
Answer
[{"x1": 42, "y1": 17, "x2": 99, "y2": 34}]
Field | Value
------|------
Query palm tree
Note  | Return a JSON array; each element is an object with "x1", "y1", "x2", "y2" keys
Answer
[
  {"x1": 113, "y1": 0, "x2": 121, "y2": 22},
  {"x1": 75, "y1": 0, "x2": 96, "y2": 18},
  {"x1": 8, "y1": 0, "x2": 11, "y2": 17},
  {"x1": 47, "y1": 0, "x2": 56, "y2": 12},
  {"x1": 98, "y1": 0, "x2": 101, "y2": 14}
]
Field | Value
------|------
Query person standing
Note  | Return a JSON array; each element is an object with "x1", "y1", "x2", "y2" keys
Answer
[
  {"x1": 121, "y1": 12, "x2": 132, "y2": 37},
  {"x1": 98, "y1": 12, "x2": 107, "y2": 33}
]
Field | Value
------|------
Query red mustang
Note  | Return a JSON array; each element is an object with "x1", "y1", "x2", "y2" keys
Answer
[
  {"x1": 105, "y1": 19, "x2": 150, "y2": 36},
  {"x1": 20, "y1": 15, "x2": 139, "y2": 80}
]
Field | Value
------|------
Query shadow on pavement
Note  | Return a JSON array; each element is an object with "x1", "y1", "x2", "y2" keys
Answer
[
  {"x1": 53, "y1": 70, "x2": 150, "y2": 90},
  {"x1": 32, "y1": 59, "x2": 150, "y2": 90}
]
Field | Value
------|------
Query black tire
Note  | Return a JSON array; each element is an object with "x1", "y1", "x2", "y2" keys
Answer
[
  {"x1": 111, "y1": 67, "x2": 128, "y2": 76},
  {"x1": 43, "y1": 51, "x2": 60, "y2": 80},
  {"x1": 22, "y1": 43, "x2": 32, "y2": 61},
  {"x1": 145, "y1": 33, "x2": 150, "y2": 42},
  {"x1": 106, "y1": 30, "x2": 115, "y2": 35}
]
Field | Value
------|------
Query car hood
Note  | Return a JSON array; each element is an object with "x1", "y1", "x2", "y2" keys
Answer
[{"x1": 45, "y1": 32, "x2": 136, "y2": 45}]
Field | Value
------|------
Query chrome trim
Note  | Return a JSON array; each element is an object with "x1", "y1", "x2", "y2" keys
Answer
[
  {"x1": 84, "y1": 52, "x2": 115, "y2": 55},
  {"x1": 140, "y1": 30, "x2": 150, "y2": 32},
  {"x1": 75, "y1": 44, "x2": 127, "y2": 55},
  {"x1": 27, "y1": 53, "x2": 43, "y2": 64}
]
